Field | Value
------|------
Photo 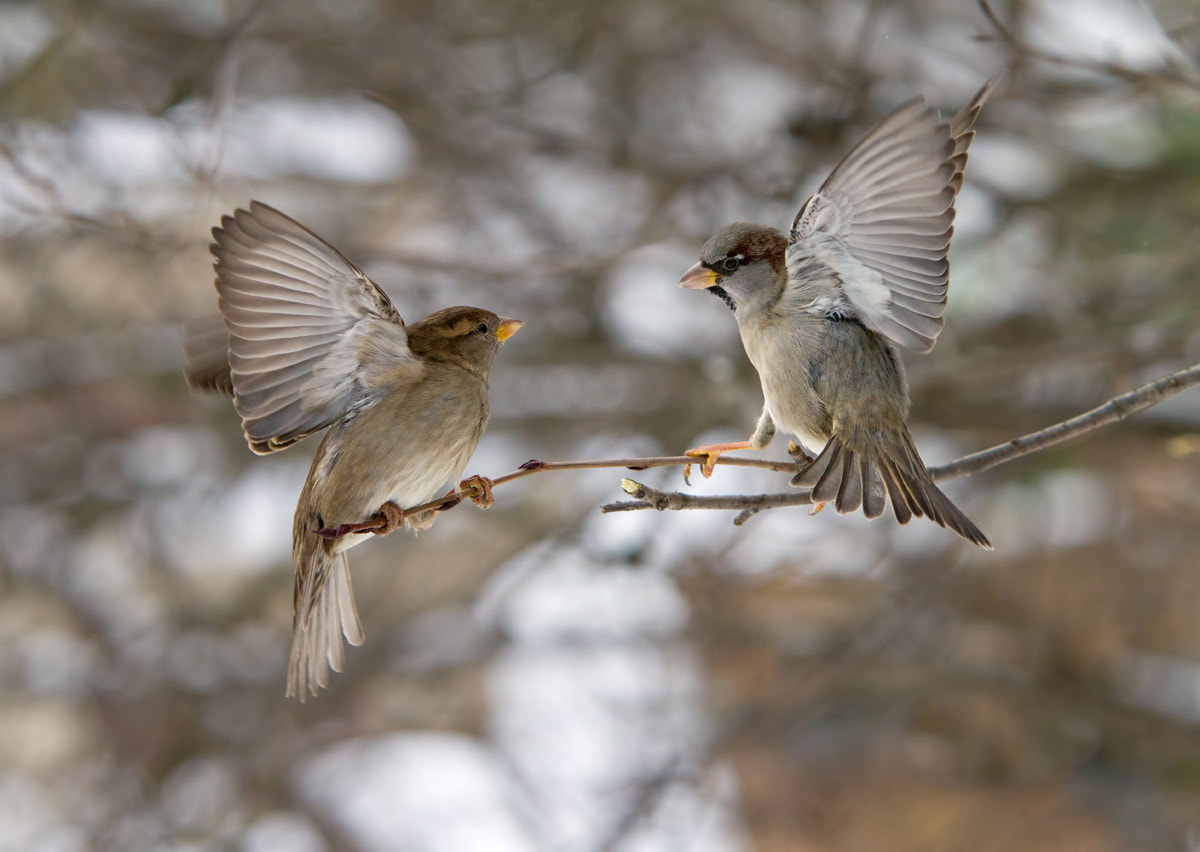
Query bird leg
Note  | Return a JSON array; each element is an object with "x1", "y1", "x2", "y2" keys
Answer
[
  {"x1": 374, "y1": 501, "x2": 406, "y2": 534},
  {"x1": 313, "y1": 500, "x2": 405, "y2": 539},
  {"x1": 787, "y1": 440, "x2": 815, "y2": 465},
  {"x1": 684, "y1": 441, "x2": 753, "y2": 481},
  {"x1": 428, "y1": 475, "x2": 495, "y2": 516},
  {"x1": 460, "y1": 475, "x2": 495, "y2": 509}
]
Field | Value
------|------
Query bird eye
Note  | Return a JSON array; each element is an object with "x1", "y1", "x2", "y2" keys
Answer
[
  {"x1": 475, "y1": 322, "x2": 490, "y2": 335},
  {"x1": 719, "y1": 256, "x2": 741, "y2": 274}
]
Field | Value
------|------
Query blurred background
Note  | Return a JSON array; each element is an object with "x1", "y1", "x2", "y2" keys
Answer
[{"x1": 2, "y1": 0, "x2": 1200, "y2": 849}]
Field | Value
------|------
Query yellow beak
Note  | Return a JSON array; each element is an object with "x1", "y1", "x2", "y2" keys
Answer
[
  {"x1": 678, "y1": 261, "x2": 718, "y2": 289},
  {"x1": 496, "y1": 317, "x2": 524, "y2": 341}
]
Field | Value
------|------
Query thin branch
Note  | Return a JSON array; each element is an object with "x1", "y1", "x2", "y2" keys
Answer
[
  {"x1": 930, "y1": 362, "x2": 1200, "y2": 479},
  {"x1": 606, "y1": 362, "x2": 1200, "y2": 518},
  {"x1": 340, "y1": 362, "x2": 1200, "y2": 534},
  {"x1": 339, "y1": 455, "x2": 798, "y2": 534},
  {"x1": 606, "y1": 478, "x2": 813, "y2": 526}
]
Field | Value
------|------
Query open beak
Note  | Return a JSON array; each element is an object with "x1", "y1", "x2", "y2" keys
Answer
[
  {"x1": 495, "y1": 317, "x2": 524, "y2": 342},
  {"x1": 678, "y1": 261, "x2": 718, "y2": 290}
]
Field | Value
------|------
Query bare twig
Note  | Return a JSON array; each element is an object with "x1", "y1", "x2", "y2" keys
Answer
[
  {"x1": 930, "y1": 362, "x2": 1200, "y2": 479},
  {"x1": 606, "y1": 362, "x2": 1200, "y2": 518},
  {"x1": 338, "y1": 455, "x2": 799, "y2": 534},
  {"x1": 339, "y1": 362, "x2": 1200, "y2": 534},
  {"x1": 605, "y1": 478, "x2": 813, "y2": 524}
]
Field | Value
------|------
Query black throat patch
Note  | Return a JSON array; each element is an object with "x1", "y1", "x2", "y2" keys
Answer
[{"x1": 707, "y1": 286, "x2": 736, "y2": 312}]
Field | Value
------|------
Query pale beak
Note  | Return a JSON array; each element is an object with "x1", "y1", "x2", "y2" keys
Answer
[
  {"x1": 678, "y1": 261, "x2": 718, "y2": 290},
  {"x1": 495, "y1": 317, "x2": 524, "y2": 342}
]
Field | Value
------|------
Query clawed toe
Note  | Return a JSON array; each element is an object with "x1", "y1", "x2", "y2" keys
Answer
[
  {"x1": 376, "y1": 501, "x2": 406, "y2": 535},
  {"x1": 684, "y1": 441, "x2": 754, "y2": 481},
  {"x1": 313, "y1": 501, "x2": 406, "y2": 540},
  {"x1": 684, "y1": 449, "x2": 719, "y2": 479},
  {"x1": 460, "y1": 475, "x2": 495, "y2": 509}
]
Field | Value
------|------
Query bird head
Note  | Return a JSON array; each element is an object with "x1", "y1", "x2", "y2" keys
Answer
[
  {"x1": 678, "y1": 223, "x2": 788, "y2": 315},
  {"x1": 407, "y1": 306, "x2": 522, "y2": 376}
]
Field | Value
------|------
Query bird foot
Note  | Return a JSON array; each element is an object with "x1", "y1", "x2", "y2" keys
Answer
[
  {"x1": 375, "y1": 501, "x2": 406, "y2": 534},
  {"x1": 313, "y1": 500, "x2": 406, "y2": 539},
  {"x1": 808, "y1": 501, "x2": 826, "y2": 516},
  {"x1": 787, "y1": 441, "x2": 815, "y2": 464},
  {"x1": 683, "y1": 441, "x2": 753, "y2": 482},
  {"x1": 460, "y1": 475, "x2": 495, "y2": 509}
]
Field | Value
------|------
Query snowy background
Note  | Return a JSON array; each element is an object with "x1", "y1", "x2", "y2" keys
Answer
[{"x1": 2, "y1": 1, "x2": 1200, "y2": 850}]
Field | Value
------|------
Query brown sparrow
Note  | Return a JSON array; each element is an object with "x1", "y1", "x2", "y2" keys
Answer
[
  {"x1": 185, "y1": 202, "x2": 522, "y2": 698},
  {"x1": 679, "y1": 79, "x2": 999, "y2": 549}
]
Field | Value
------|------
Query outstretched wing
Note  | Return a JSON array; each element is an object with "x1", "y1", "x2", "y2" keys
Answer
[
  {"x1": 183, "y1": 314, "x2": 235, "y2": 396},
  {"x1": 212, "y1": 201, "x2": 421, "y2": 453},
  {"x1": 787, "y1": 76, "x2": 999, "y2": 352}
]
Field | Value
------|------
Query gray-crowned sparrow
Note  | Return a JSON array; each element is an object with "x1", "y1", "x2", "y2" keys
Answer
[{"x1": 679, "y1": 78, "x2": 999, "y2": 549}]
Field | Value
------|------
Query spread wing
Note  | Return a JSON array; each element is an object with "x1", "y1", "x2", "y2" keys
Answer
[
  {"x1": 211, "y1": 201, "x2": 421, "y2": 454},
  {"x1": 787, "y1": 76, "x2": 998, "y2": 352},
  {"x1": 183, "y1": 314, "x2": 235, "y2": 396}
]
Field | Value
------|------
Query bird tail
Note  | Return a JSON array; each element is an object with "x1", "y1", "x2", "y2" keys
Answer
[
  {"x1": 286, "y1": 539, "x2": 366, "y2": 701},
  {"x1": 791, "y1": 427, "x2": 991, "y2": 550}
]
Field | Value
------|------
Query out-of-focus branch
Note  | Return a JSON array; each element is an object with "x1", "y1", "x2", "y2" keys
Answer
[
  {"x1": 976, "y1": 0, "x2": 1200, "y2": 91},
  {"x1": 337, "y1": 362, "x2": 1200, "y2": 535}
]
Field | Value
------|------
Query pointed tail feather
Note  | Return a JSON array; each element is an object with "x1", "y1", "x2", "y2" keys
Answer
[
  {"x1": 877, "y1": 455, "x2": 915, "y2": 526},
  {"x1": 793, "y1": 430, "x2": 991, "y2": 549},
  {"x1": 860, "y1": 457, "x2": 887, "y2": 520},
  {"x1": 879, "y1": 429, "x2": 992, "y2": 549}
]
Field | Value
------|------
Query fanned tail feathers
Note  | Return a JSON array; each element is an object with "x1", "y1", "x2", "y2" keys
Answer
[{"x1": 792, "y1": 427, "x2": 991, "y2": 549}]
